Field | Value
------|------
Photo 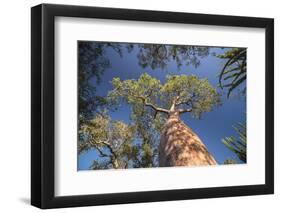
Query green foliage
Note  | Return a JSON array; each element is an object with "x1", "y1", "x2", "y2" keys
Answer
[
  {"x1": 160, "y1": 75, "x2": 221, "y2": 118},
  {"x1": 79, "y1": 111, "x2": 160, "y2": 169},
  {"x1": 78, "y1": 112, "x2": 135, "y2": 169},
  {"x1": 108, "y1": 73, "x2": 220, "y2": 118},
  {"x1": 217, "y1": 48, "x2": 246, "y2": 98},
  {"x1": 109, "y1": 73, "x2": 161, "y2": 107},
  {"x1": 222, "y1": 123, "x2": 247, "y2": 163},
  {"x1": 131, "y1": 107, "x2": 164, "y2": 167},
  {"x1": 78, "y1": 42, "x2": 122, "y2": 119},
  {"x1": 135, "y1": 44, "x2": 209, "y2": 69}
]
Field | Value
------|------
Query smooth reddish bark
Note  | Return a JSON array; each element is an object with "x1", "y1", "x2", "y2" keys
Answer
[{"x1": 159, "y1": 110, "x2": 217, "y2": 167}]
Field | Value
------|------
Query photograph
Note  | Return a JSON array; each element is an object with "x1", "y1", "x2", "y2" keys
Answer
[
  {"x1": 29, "y1": 2, "x2": 274, "y2": 209},
  {"x1": 78, "y1": 41, "x2": 247, "y2": 170}
]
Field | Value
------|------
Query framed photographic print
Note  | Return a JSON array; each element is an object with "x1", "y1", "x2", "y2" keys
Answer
[{"x1": 31, "y1": 3, "x2": 274, "y2": 209}]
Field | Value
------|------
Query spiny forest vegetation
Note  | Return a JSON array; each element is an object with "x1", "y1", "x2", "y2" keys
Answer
[{"x1": 78, "y1": 42, "x2": 247, "y2": 170}]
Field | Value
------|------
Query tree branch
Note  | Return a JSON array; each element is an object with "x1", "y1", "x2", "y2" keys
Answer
[
  {"x1": 135, "y1": 95, "x2": 169, "y2": 114},
  {"x1": 95, "y1": 146, "x2": 110, "y2": 158},
  {"x1": 145, "y1": 102, "x2": 169, "y2": 114},
  {"x1": 104, "y1": 142, "x2": 118, "y2": 160},
  {"x1": 89, "y1": 137, "x2": 119, "y2": 160}
]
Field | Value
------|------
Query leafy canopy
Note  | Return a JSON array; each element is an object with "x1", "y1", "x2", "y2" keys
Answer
[
  {"x1": 79, "y1": 113, "x2": 135, "y2": 169},
  {"x1": 78, "y1": 42, "x2": 123, "y2": 119},
  {"x1": 78, "y1": 111, "x2": 161, "y2": 169},
  {"x1": 108, "y1": 73, "x2": 220, "y2": 118},
  {"x1": 133, "y1": 44, "x2": 210, "y2": 69}
]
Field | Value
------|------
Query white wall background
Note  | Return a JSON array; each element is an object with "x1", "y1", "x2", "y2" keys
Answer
[{"x1": 0, "y1": 0, "x2": 279, "y2": 212}]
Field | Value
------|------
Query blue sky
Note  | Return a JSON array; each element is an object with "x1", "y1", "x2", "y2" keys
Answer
[{"x1": 78, "y1": 43, "x2": 246, "y2": 170}]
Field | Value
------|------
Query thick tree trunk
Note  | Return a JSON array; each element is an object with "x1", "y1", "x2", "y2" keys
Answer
[{"x1": 159, "y1": 110, "x2": 217, "y2": 167}]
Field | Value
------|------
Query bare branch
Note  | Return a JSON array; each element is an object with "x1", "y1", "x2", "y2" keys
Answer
[
  {"x1": 94, "y1": 139, "x2": 118, "y2": 159},
  {"x1": 145, "y1": 102, "x2": 169, "y2": 114},
  {"x1": 135, "y1": 95, "x2": 169, "y2": 114},
  {"x1": 87, "y1": 136, "x2": 119, "y2": 160},
  {"x1": 104, "y1": 143, "x2": 118, "y2": 160},
  {"x1": 95, "y1": 146, "x2": 110, "y2": 158}
]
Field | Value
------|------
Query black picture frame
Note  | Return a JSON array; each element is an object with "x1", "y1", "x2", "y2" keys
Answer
[{"x1": 31, "y1": 3, "x2": 274, "y2": 209}]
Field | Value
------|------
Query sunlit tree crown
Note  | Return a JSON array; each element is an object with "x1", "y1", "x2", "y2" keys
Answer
[{"x1": 108, "y1": 73, "x2": 220, "y2": 118}]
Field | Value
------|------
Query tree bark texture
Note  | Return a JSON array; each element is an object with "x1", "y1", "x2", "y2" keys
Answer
[{"x1": 159, "y1": 111, "x2": 217, "y2": 167}]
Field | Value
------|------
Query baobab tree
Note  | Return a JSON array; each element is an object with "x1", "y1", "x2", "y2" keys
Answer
[{"x1": 108, "y1": 73, "x2": 220, "y2": 167}]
